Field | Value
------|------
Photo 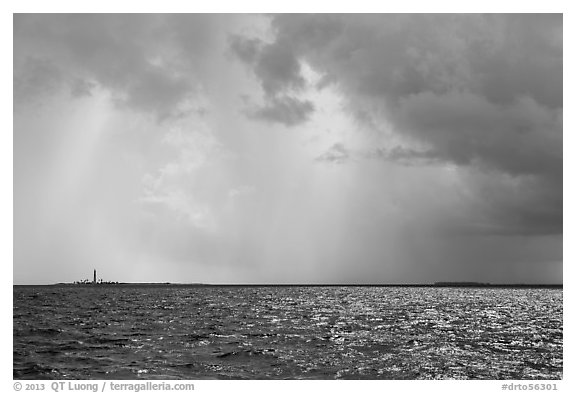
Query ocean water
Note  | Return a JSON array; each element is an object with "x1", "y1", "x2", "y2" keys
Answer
[{"x1": 13, "y1": 286, "x2": 562, "y2": 380}]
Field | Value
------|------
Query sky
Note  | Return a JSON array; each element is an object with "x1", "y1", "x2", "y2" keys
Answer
[{"x1": 13, "y1": 14, "x2": 562, "y2": 284}]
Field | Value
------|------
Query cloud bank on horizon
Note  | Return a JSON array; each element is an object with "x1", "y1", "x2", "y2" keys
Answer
[{"x1": 14, "y1": 14, "x2": 562, "y2": 284}]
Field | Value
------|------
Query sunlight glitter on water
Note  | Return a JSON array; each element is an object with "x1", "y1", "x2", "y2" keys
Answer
[{"x1": 13, "y1": 286, "x2": 562, "y2": 380}]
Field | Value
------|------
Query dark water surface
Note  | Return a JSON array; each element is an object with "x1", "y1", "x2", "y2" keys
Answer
[{"x1": 13, "y1": 286, "x2": 562, "y2": 380}]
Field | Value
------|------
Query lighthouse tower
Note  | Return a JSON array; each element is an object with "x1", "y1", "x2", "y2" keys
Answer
[{"x1": 93, "y1": 269, "x2": 97, "y2": 284}]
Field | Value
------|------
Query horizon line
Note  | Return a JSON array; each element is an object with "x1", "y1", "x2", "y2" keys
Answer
[{"x1": 13, "y1": 281, "x2": 563, "y2": 287}]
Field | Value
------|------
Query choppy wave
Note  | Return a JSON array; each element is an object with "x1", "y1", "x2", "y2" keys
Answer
[{"x1": 13, "y1": 286, "x2": 562, "y2": 379}]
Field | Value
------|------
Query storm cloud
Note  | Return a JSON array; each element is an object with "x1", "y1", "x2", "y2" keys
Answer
[{"x1": 232, "y1": 14, "x2": 562, "y2": 236}]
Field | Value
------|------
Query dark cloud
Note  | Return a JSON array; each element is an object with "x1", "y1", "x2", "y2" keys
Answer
[
  {"x1": 111, "y1": 65, "x2": 193, "y2": 120},
  {"x1": 254, "y1": 41, "x2": 306, "y2": 96},
  {"x1": 372, "y1": 146, "x2": 443, "y2": 166},
  {"x1": 13, "y1": 57, "x2": 97, "y2": 104},
  {"x1": 460, "y1": 170, "x2": 562, "y2": 236},
  {"x1": 265, "y1": 14, "x2": 562, "y2": 168},
  {"x1": 230, "y1": 34, "x2": 306, "y2": 96},
  {"x1": 246, "y1": 96, "x2": 314, "y2": 126},
  {"x1": 316, "y1": 143, "x2": 350, "y2": 163},
  {"x1": 271, "y1": 14, "x2": 562, "y2": 108},
  {"x1": 230, "y1": 33, "x2": 313, "y2": 126},
  {"x1": 14, "y1": 57, "x2": 64, "y2": 104},
  {"x1": 316, "y1": 143, "x2": 444, "y2": 167},
  {"x1": 14, "y1": 14, "x2": 224, "y2": 119},
  {"x1": 394, "y1": 92, "x2": 562, "y2": 178},
  {"x1": 69, "y1": 78, "x2": 95, "y2": 98},
  {"x1": 250, "y1": 14, "x2": 562, "y2": 235},
  {"x1": 229, "y1": 35, "x2": 262, "y2": 64}
]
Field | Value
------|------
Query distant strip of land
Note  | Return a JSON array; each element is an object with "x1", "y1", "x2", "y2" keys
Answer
[{"x1": 13, "y1": 282, "x2": 562, "y2": 289}]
